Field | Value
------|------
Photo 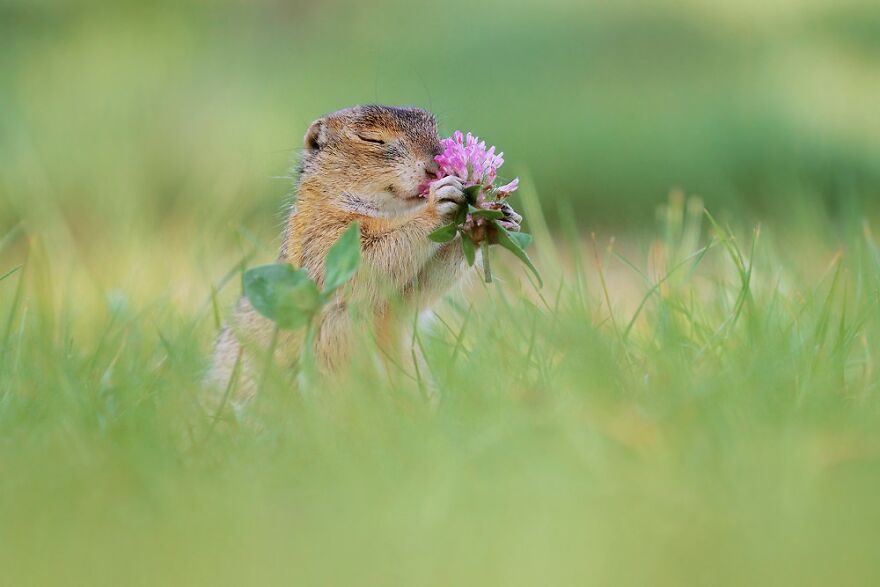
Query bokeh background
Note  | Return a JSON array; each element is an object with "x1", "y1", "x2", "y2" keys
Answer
[
  {"x1": 3, "y1": 2, "x2": 880, "y2": 584},
  {"x1": 3, "y1": 0, "x2": 879, "y2": 248}
]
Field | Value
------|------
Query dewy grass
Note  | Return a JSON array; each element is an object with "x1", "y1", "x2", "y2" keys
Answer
[{"x1": 1, "y1": 193, "x2": 880, "y2": 585}]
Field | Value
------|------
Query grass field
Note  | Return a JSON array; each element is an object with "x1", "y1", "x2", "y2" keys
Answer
[
  {"x1": 2, "y1": 190, "x2": 880, "y2": 584},
  {"x1": 3, "y1": 0, "x2": 880, "y2": 585}
]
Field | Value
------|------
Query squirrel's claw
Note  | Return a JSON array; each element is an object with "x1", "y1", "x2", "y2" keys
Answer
[
  {"x1": 429, "y1": 176, "x2": 466, "y2": 222},
  {"x1": 499, "y1": 201, "x2": 522, "y2": 232}
]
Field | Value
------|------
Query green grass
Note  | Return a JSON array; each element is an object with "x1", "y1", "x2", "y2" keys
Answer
[
  {"x1": 3, "y1": 1, "x2": 880, "y2": 583},
  {"x1": 1, "y1": 192, "x2": 879, "y2": 585}
]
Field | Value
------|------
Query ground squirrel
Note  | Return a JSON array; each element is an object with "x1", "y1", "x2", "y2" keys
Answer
[{"x1": 209, "y1": 105, "x2": 521, "y2": 401}]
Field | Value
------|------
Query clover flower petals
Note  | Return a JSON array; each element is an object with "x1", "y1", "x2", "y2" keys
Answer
[
  {"x1": 495, "y1": 178, "x2": 519, "y2": 195},
  {"x1": 427, "y1": 130, "x2": 535, "y2": 284},
  {"x1": 434, "y1": 130, "x2": 515, "y2": 197}
]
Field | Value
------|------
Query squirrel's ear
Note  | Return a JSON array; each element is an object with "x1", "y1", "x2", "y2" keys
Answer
[{"x1": 304, "y1": 118, "x2": 328, "y2": 152}]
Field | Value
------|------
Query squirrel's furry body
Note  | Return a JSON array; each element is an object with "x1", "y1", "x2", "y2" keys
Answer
[{"x1": 209, "y1": 105, "x2": 475, "y2": 400}]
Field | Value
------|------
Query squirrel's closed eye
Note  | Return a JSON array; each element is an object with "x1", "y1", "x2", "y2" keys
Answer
[{"x1": 357, "y1": 134, "x2": 385, "y2": 145}]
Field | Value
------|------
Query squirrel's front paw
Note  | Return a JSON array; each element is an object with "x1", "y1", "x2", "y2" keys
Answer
[
  {"x1": 497, "y1": 202, "x2": 522, "y2": 233},
  {"x1": 470, "y1": 202, "x2": 524, "y2": 245},
  {"x1": 428, "y1": 176, "x2": 465, "y2": 222}
]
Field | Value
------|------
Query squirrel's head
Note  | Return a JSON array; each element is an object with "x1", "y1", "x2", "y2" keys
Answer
[{"x1": 298, "y1": 105, "x2": 442, "y2": 216}]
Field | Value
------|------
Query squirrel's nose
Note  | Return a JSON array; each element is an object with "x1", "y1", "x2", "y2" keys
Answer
[{"x1": 424, "y1": 159, "x2": 439, "y2": 177}]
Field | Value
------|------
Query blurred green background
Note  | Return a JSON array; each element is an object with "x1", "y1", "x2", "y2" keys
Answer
[
  {"x1": 3, "y1": 3, "x2": 880, "y2": 584},
  {"x1": 2, "y1": 0, "x2": 879, "y2": 246}
]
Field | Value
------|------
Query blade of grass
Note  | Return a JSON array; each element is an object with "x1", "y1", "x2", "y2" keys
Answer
[
  {"x1": 0, "y1": 265, "x2": 22, "y2": 282},
  {"x1": 621, "y1": 240, "x2": 719, "y2": 340},
  {"x1": 0, "y1": 222, "x2": 22, "y2": 254},
  {"x1": 592, "y1": 233, "x2": 632, "y2": 366},
  {"x1": 2, "y1": 262, "x2": 26, "y2": 351}
]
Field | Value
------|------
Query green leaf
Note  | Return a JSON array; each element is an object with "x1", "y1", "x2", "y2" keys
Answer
[
  {"x1": 428, "y1": 223, "x2": 459, "y2": 243},
  {"x1": 463, "y1": 185, "x2": 482, "y2": 205},
  {"x1": 324, "y1": 222, "x2": 362, "y2": 293},
  {"x1": 244, "y1": 264, "x2": 321, "y2": 330},
  {"x1": 467, "y1": 205, "x2": 504, "y2": 220},
  {"x1": 507, "y1": 231, "x2": 533, "y2": 250},
  {"x1": 460, "y1": 232, "x2": 476, "y2": 266},
  {"x1": 496, "y1": 225, "x2": 543, "y2": 287},
  {"x1": 454, "y1": 202, "x2": 469, "y2": 225}
]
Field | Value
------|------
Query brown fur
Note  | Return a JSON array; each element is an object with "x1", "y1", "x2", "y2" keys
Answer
[{"x1": 208, "y1": 105, "x2": 474, "y2": 402}]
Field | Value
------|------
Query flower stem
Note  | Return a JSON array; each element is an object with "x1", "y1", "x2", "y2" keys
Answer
[{"x1": 481, "y1": 240, "x2": 492, "y2": 283}]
